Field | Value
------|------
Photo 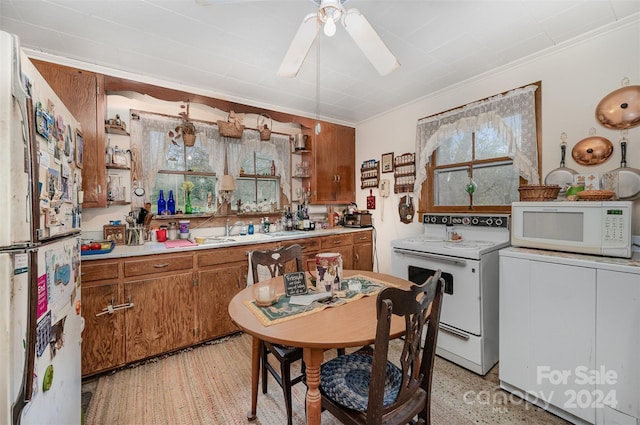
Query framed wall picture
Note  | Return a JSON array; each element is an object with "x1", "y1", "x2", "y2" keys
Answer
[
  {"x1": 75, "y1": 129, "x2": 83, "y2": 168},
  {"x1": 381, "y1": 152, "x2": 394, "y2": 173}
]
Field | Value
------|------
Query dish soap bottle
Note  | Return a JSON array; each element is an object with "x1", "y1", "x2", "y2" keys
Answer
[
  {"x1": 248, "y1": 221, "x2": 254, "y2": 235},
  {"x1": 157, "y1": 190, "x2": 166, "y2": 215},
  {"x1": 167, "y1": 190, "x2": 176, "y2": 215}
]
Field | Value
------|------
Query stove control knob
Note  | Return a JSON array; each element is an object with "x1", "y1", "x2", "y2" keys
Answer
[
  {"x1": 495, "y1": 218, "x2": 503, "y2": 226},
  {"x1": 442, "y1": 217, "x2": 448, "y2": 224},
  {"x1": 486, "y1": 218, "x2": 493, "y2": 226},
  {"x1": 471, "y1": 217, "x2": 479, "y2": 225},
  {"x1": 462, "y1": 217, "x2": 470, "y2": 225},
  {"x1": 431, "y1": 216, "x2": 437, "y2": 223}
]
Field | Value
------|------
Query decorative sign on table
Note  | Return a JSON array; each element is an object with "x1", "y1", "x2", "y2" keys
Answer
[
  {"x1": 245, "y1": 275, "x2": 391, "y2": 327},
  {"x1": 283, "y1": 271, "x2": 308, "y2": 296}
]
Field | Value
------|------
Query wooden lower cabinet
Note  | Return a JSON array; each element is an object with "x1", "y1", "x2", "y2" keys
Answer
[
  {"x1": 81, "y1": 280, "x2": 125, "y2": 376},
  {"x1": 81, "y1": 230, "x2": 374, "y2": 376},
  {"x1": 124, "y1": 272, "x2": 195, "y2": 363},
  {"x1": 352, "y1": 231, "x2": 373, "y2": 271},
  {"x1": 196, "y1": 263, "x2": 247, "y2": 343}
]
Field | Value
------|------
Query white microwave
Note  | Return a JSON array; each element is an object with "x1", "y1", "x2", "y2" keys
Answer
[{"x1": 511, "y1": 201, "x2": 633, "y2": 258}]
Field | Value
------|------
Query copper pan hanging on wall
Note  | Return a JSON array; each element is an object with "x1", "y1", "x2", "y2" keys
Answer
[
  {"x1": 571, "y1": 128, "x2": 613, "y2": 166},
  {"x1": 595, "y1": 78, "x2": 640, "y2": 129}
]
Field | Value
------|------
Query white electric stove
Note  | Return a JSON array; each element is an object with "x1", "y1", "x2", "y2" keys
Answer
[{"x1": 391, "y1": 213, "x2": 510, "y2": 375}]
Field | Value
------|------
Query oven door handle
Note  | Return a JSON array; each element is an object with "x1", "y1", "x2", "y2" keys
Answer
[
  {"x1": 439, "y1": 323, "x2": 470, "y2": 340},
  {"x1": 392, "y1": 248, "x2": 466, "y2": 265}
]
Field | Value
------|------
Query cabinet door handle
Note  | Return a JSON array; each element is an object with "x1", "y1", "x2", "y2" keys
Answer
[
  {"x1": 236, "y1": 275, "x2": 244, "y2": 289},
  {"x1": 153, "y1": 263, "x2": 170, "y2": 268},
  {"x1": 355, "y1": 253, "x2": 360, "y2": 261},
  {"x1": 96, "y1": 300, "x2": 135, "y2": 317},
  {"x1": 333, "y1": 240, "x2": 342, "y2": 244}
]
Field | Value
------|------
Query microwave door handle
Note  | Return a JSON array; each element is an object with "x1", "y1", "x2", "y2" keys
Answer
[{"x1": 393, "y1": 248, "x2": 466, "y2": 265}]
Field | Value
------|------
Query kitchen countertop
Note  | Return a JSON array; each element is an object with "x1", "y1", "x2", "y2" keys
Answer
[
  {"x1": 81, "y1": 227, "x2": 372, "y2": 261},
  {"x1": 499, "y1": 246, "x2": 640, "y2": 275}
]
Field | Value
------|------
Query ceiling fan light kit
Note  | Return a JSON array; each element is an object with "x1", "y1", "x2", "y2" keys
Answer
[{"x1": 277, "y1": 0, "x2": 400, "y2": 78}]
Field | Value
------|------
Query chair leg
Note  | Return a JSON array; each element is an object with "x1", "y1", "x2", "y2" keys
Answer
[
  {"x1": 261, "y1": 344, "x2": 269, "y2": 394},
  {"x1": 281, "y1": 360, "x2": 294, "y2": 425}
]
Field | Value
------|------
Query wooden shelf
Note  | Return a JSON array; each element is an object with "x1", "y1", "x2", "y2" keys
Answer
[
  {"x1": 360, "y1": 161, "x2": 379, "y2": 189},
  {"x1": 107, "y1": 200, "x2": 131, "y2": 206},
  {"x1": 154, "y1": 212, "x2": 214, "y2": 220},
  {"x1": 105, "y1": 124, "x2": 129, "y2": 135},
  {"x1": 393, "y1": 153, "x2": 415, "y2": 194},
  {"x1": 106, "y1": 164, "x2": 130, "y2": 170}
]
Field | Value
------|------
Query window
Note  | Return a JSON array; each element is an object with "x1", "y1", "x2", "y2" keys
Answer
[
  {"x1": 416, "y1": 83, "x2": 542, "y2": 213},
  {"x1": 235, "y1": 152, "x2": 280, "y2": 212},
  {"x1": 130, "y1": 111, "x2": 291, "y2": 215}
]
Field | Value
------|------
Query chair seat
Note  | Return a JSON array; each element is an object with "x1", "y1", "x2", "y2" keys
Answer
[
  {"x1": 268, "y1": 343, "x2": 303, "y2": 361},
  {"x1": 320, "y1": 353, "x2": 402, "y2": 412}
]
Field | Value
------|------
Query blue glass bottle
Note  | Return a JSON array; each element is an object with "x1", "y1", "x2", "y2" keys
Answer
[
  {"x1": 167, "y1": 190, "x2": 176, "y2": 215},
  {"x1": 248, "y1": 221, "x2": 254, "y2": 235},
  {"x1": 157, "y1": 190, "x2": 166, "y2": 215}
]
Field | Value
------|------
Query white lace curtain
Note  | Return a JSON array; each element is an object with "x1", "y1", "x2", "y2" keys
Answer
[
  {"x1": 414, "y1": 84, "x2": 540, "y2": 199},
  {"x1": 130, "y1": 111, "x2": 292, "y2": 207}
]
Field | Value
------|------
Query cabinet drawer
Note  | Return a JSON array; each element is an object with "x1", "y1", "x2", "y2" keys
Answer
[
  {"x1": 124, "y1": 254, "x2": 193, "y2": 277},
  {"x1": 283, "y1": 238, "x2": 320, "y2": 253},
  {"x1": 321, "y1": 234, "x2": 353, "y2": 249},
  {"x1": 352, "y1": 231, "x2": 372, "y2": 244},
  {"x1": 81, "y1": 260, "x2": 119, "y2": 282},
  {"x1": 198, "y1": 246, "x2": 251, "y2": 267}
]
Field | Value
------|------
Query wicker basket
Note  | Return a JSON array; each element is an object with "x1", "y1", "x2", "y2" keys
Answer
[
  {"x1": 258, "y1": 113, "x2": 272, "y2": 141},
  {"x1": 518, "y1": 185, "x2": 561, "y2": 201},
  {"x1": 217, "y1": 110, "x2": 244, "y2": 138}
]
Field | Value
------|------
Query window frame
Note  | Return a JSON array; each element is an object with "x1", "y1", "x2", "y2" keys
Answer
[{"x1": 419, "y1": 82, "x2": 542, "y2": 215}]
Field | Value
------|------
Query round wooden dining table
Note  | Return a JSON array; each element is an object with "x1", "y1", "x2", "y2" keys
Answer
[{"x1": 228, "y1": 270, "x2": 413, "y2": 425}]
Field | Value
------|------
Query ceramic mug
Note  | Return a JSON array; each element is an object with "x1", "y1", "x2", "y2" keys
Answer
[{"x1": 306, "y1": 253, "x2": 342, "y2": 294}]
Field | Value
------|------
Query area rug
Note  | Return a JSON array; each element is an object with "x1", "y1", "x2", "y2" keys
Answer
[{"x1": 83, "y1": 333, "x2": 569, "y2": 425}]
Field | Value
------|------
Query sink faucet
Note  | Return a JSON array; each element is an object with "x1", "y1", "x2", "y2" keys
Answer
[{"x1": 225, "y1": 219, "x2": 245, "y2": 236}]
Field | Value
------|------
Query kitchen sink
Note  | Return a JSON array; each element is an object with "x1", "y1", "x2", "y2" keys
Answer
[{"x1": 231, "y1": 233, "x2": 275, "y2": 242}]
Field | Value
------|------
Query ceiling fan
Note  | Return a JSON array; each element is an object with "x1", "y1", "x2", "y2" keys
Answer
[{"x1": 277, "y1": 0, "x2": 400, "y2": 78}]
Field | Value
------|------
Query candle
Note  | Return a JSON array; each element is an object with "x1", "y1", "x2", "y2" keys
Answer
[{"x1": 257, "y1": 286, "x2": 271, "y2": 302}]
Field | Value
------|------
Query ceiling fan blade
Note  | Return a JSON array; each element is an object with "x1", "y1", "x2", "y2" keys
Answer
[
  {"x1": 342, "y1": 8, "x2": 400, "y2": 76},
  {"x1": 277, "y1": 13, "x2": 320, "y2": 78}
]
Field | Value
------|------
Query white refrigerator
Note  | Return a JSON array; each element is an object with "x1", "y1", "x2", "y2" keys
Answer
[{"x1": 0, "y1": 31, "x2": 83, "y2": 425}]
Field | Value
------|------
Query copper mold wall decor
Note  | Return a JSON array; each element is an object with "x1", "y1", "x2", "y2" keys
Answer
[
  {"x1": 571, "y1": 128, "x2": 613, "y2": 166},
  {"x1": 595, "y1": 78, "x2": 640, "y2": 129}
]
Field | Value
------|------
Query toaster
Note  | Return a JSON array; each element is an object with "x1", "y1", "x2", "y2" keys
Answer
[{"x1": 344, "y1": 212, "x2": 373, "y2": 228}]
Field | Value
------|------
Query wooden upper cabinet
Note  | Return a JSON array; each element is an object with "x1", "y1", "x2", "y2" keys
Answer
[
  {"x1": 311, "y1": 122, "x2": 356, "y2": 204},
  {"x1": 31, "y1": 59, "x2": 107, "y2": 207}
]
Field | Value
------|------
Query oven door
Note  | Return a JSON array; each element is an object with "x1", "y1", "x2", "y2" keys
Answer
[{"x1": 391, "y1": 247, "x2": 481, "y2": 335}]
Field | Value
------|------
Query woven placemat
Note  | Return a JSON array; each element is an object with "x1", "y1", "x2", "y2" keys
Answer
[{"x1": 244, "y1": 274, "x2": 392, "y2": 326}]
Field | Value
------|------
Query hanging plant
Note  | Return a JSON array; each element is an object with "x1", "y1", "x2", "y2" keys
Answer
[{"x1": 168, "y1": 102, "x2": 197, "y2": 147}]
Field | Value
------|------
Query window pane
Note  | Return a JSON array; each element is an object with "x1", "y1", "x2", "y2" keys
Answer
[
  {"x1": 184, "y1": 136, "x2": 214, "y2": 172},
  {"x1": 435, "y1": 131, "x2": 471, "y2": 166},
  {"x1": 235, "y1": 179, "x2": 256, "y2": 209},
  {"x1": 257, "y1": 179, "x2": 278, "y2": 207},
  {"x1": 475, "y1": 126, "x2": 509, "y2": 160},
  {"x1": 435, "y1": 168, "x2": 470, "y2": 206},
  {"x1": 151, "y1": 173, "x2": 182, "y2": 213},
  {"x1": 241, "y1": 157, "x2": 255, "y2": 175},
  {"x1": 472, "y1": 163, "x2": 520, "y2": 205},
  {"x1": 185, "y1": 175, "x2": 217, "y2": 214},
  {"x1": 256, "y1": 153, "x2": 271, "y2": 175}
]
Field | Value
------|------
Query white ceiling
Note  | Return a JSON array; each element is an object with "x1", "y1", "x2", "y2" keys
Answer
[{"x1": 1, "y1": 0, "x2": 639, "y2": 125}]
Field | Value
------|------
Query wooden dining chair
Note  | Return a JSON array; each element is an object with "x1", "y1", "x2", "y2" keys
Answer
[
  {"x1": 319, "y1": 270, "x2": 445, "y2": 425},
  {"x1": 250, "y1": 244, "x2": 304, "y2": 425}
]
